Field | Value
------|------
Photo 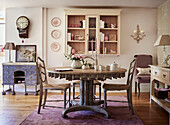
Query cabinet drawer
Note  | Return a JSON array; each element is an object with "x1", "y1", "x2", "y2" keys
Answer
[
  {"x1": 3, "y1": 75, "x2": 13, "y2": 79},
  {"x1": 161, "y1": 70, "x2": 169, "y2": 82},
  {"x1": 26, "y1": 80, "x2": 37, "y2": 85},
  {"x1": 26, "y1": 75, "x2": 36, "y2": 79},
  {"x1": 3, "y1": 80, "x2": 14, "y2": 85},
  {"x1": 152, "y1": 68, "x2": 161, "y2": 78}
]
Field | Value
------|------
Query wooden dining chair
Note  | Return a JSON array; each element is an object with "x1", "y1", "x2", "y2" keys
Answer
[
  {"x1": 37, "y1": 57, "x2": 71, "y2": 114},
  {"x1": 103, "y1": 59, "x2": 136, "y2": 114},
  {"x1": 72, "y1": 80, "x2": 101, "y2": 101}
]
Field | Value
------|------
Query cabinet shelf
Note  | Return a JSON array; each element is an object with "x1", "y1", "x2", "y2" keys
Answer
[
  {"x1": 89, "y1": 28, "x2": 96, "y2": 30},
  {"x1": 100, "y1": 28, "x2": 118, "y2": 30},
  {"x1": 68, "y1": 40, "x2": 85, "y2": 42},
  {"x1": 151, "y1": 95, "x2": 170, "y2": 112},
  {"x1": 14, "y1": 76, "x2": 25, "y2": 78},
  {"x1": 103, "y1": 41, "x2": 118, "y2": 42},
  {"x1": 68, "y1": 28, "x2": 85, "y2": 30}
]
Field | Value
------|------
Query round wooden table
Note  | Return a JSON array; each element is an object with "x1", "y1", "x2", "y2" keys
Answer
[{"x1": 47, "y1": 67, "x2": 127, "y2": 118}]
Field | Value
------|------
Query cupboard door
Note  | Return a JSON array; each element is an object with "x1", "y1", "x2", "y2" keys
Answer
[{"x1": 86, "y1": 15, "x2": 99, "y2": 54}]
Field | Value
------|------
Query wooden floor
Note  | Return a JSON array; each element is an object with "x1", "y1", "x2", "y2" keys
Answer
[{"x1": 0, "y1": 91, "x2": 168, "y2": 125}]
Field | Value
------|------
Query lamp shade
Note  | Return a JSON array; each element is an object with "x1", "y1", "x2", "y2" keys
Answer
[
  {"x1": 3, "y1": 42, "x2": 16, "y2": 50},
  {"x1": 154, "y1": 35, "x2": 170, "y2": 46}
]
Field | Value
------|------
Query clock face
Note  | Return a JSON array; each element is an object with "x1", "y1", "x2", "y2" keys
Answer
[{"x1": 16, "y1": 16, "x2": 29, "y2": 29}]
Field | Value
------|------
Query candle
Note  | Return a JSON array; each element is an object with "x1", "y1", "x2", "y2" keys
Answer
[
  {"x1": 103, "y1": 41, "x2": 104, "y2": 54},
  {"x1": 87, "y1": 39, "x2": 89, "y2": 54},
  {"x1": 91, "y1": 39, "x2": 93, "y2": 54},
  {"x1": 99, "y1": 39, "x2": 101, "y2": 54},
  {"x1": 95, "y1": 38, "x2": 97, "y2": 52}
]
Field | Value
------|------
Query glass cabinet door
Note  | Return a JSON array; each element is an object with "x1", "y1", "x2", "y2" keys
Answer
[{"x1": 86, "y1": 16, "x2": 99, "y2": 54}]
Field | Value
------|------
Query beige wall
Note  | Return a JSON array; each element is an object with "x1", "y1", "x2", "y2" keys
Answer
[{"x1": 157, "y1": 0, "x2": 170, "y2": 64}]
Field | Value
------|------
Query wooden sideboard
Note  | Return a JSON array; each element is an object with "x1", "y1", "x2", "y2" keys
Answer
[
  {"x1": 2, "y1": 62, "x2": 39, "y2": 95},
  {"x1": 150, "y1": 65, "x2": 170, "y2": 122}
]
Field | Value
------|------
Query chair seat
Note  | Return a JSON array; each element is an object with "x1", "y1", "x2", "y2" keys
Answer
[
  {"x1": 135, "y1": 74, "x2": 150, "y2": 83},
  {"x1": 43, "y1": 83, "x2": 70, "y2": 90},
  {"x1": 103, "y1": 83, "x2": 130, "y2": 90}
]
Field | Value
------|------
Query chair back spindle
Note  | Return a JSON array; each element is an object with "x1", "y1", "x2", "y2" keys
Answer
[
  {"x1": 126, "y1": 59, "x2": 136, "y2": 86},
  {"x1": 36, "y1": 57, "x2": 48, "y2": 85}
]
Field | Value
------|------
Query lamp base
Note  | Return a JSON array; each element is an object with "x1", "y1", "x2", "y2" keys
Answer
[{"x1": 161, "y1": 55, "x2": 170, "y2": 68}]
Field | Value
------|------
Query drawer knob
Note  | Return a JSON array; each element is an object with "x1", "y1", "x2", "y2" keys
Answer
[{"x1": 155, "y1": 72, "x2": 157, "y2": 74}]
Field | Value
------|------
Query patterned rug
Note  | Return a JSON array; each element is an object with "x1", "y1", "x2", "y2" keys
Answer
[{"x1": 20, "y1": 95, "x2": 143, "y2": 125}]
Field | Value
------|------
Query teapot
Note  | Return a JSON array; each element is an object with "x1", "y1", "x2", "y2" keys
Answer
[{"x1": 110, "y1": 62, "x2": 120, "y2": 71}]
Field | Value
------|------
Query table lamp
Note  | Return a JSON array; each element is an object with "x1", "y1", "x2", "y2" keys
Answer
[
  {"x1": 154, "y1": 35, "x2": 170, "y2": 67},
  {"x1": 3, "y1": 42, "x2": 16, "y2": 63}
]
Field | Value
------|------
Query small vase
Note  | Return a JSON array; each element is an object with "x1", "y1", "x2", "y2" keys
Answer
[
  {"x1": 82, "y1": 65, "x2": 89, "y2": 70},
  {"x1": 71, "y1": 60, "x2": 82, "y2": 69}
]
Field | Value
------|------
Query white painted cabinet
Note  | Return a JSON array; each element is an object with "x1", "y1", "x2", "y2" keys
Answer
[{"x1": 65, "y1": 9, "x2": 121, "y2": 55}]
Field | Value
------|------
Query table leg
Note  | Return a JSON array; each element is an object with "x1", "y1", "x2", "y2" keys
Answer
[{"x1": 62, "y1": 80, "x2": 109, "y2": 118}]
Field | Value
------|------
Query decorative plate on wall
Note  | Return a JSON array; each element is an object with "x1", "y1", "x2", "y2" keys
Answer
[
  {"x1": 51, "y1": 17, "x2": 61, "y2": 27},
  {"x1": 51, "y1": 30, "x2": 61, "y2": 39},
  {"x1": 51, "y1": 42, "x2": 60, "y2": 52}
]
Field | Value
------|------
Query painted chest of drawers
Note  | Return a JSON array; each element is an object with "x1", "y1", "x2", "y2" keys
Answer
[{"x1": 2, "y1": 62, "x2": 39, "y2": 95}]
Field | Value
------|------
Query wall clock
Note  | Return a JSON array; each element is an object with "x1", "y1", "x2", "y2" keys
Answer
[
  {"x1": 51, "y1": 17, "x2": 61, "y2": 27},
  {"x1": 16, "y1": 16, "x2": 30, "y2": 38},
  {"x1": 51, "y1": 30, "x2": 61, "y2": 39}
]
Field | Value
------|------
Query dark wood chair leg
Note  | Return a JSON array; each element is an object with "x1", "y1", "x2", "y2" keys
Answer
[
  {"x1": 73, "y1": 83, "x2": 75, "y2": 100},
  {"x1": 93, "y1": 85, "x2": 96, "y2": 101},
  {"x1": 138, "y1": 82, "x2": 140, "y2": 98},
  {"x1": 99, "y1": 84, "x2": 101, "y2": 101},
  {"x1": 104, "y1": 89, "x2": 107, "y2": 109},
  {"x1": 135, "y1": 82, "x2": 137, "y2": 94},
  {"x1": 127, "y1": 89, "x2": 131, "y2": 110},
  {"x1": 38, "y1": 87, "x2": 43, "y2": 114},
  {"x1": 43, "y1": 89, "x2": 47, "y2": 109},
  {"x1": 64, "y1": 89, "x2": 66, "y2": 109},
  {"x1": 129, "y1": 88, "x2": 134, "y2": 115},
  {"x1": 69, "y1": 87, "x2": 71, "y2": 107}
]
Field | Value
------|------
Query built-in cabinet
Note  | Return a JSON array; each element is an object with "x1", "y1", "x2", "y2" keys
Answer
[{"x1": 65, "y1": 9, "x2": 121, "y2": 55}]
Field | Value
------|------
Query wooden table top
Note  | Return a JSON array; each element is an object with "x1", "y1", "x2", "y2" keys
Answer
[{"x1": 47, "y1": 67, "x2": 127, "y2": 81}]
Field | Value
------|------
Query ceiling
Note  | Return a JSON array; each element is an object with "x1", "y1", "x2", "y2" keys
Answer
[{"x1": 0, "y1": 0, "x2": 167, "y2": 10}]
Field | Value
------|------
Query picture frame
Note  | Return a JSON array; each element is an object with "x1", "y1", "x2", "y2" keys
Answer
[{"x1": 16, "y1": 45, "x2": 36, "y2": 62}]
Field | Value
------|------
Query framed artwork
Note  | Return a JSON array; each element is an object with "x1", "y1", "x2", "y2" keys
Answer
[
  {"x1": 51, "y1": 42, "x2": 60, "y2": 52},
  {"x1": 51, "y1": 17, "x2": 61, "y2": 27},
  {"x1": 16, "y1": 45, "x2": 36, "y2": 62},
  {"x1": 51, "y1": 30, "x2": 61, "y2": 39}
]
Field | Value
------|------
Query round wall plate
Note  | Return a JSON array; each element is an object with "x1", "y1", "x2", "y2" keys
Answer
[
  {"x1": 51, "y1": 17, "x2": 61, "y2": 27},
  {"x1": 51, "y1": 30, "x2": 61, "y2": 39},
  {"x1": 51, "y1": 42, "x2": 60, "y2": 52}
]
